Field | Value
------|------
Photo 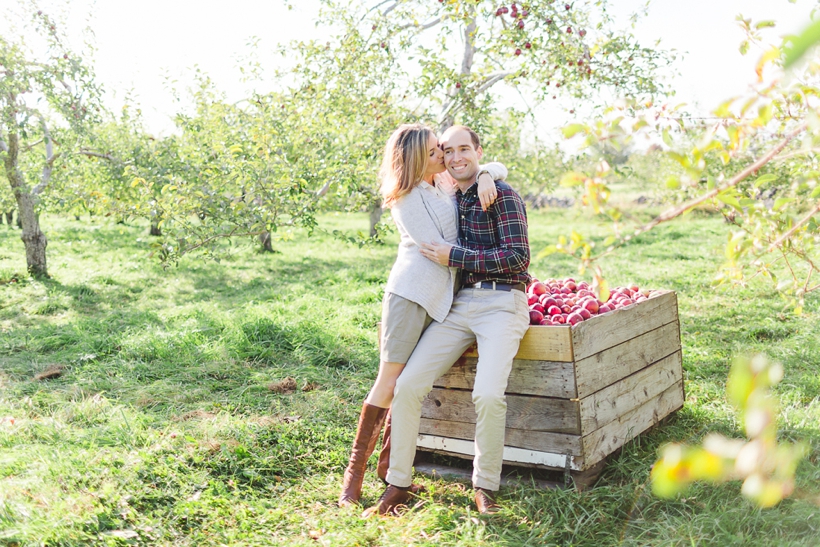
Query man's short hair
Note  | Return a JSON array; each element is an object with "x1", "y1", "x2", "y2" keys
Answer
[{"x1": 442, "y1": 125, "x2": 481, "y2": 150}]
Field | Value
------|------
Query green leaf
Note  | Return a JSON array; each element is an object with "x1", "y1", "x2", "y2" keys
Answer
[
  {"x1": 773, "y1": 197, "x2": 795, "y2": 210},
  {"x1": 811, "y1": 186, "x2": 820, "y2": 198},
  {"x1": 562, "y1": 124, "x2": 588, "y2": 138},
  {"x1": 754, "y1": 174, "x2": 777, "y2": 187},
  {"x1": 665, "y1": 175, "x2": 680, "y2": 189},
  {"x1": 755, "y1": 20, "x2": 776, "y2": 29},
  {"x1": 717, "y1": 193, "x2": 743, "y2": 210},
  {"x1": 784, "y1": 18, "x2": 820, "y2": 68},
  {"x1": 757, "y1": 103, "x2": 774, "y2": 125},
  {"x1": 559, "y1": 172, "x2": 586, "y2": 187},
  {"x1": 536, "y1": 245, "x2": 561, "y2": 259}
]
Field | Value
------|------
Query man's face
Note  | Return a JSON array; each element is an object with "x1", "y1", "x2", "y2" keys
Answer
[{"x1": 441, "y1": 128, "x2": 483, "y2": 183}]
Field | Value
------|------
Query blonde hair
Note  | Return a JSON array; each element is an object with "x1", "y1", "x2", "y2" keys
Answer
[{"x1": 379, "y1": 123, "x2": 434, "y2": 208}]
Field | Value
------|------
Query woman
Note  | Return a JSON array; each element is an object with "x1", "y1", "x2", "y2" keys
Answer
[{"x1": 339, "y1": 123, "x2": 507, "y2": 507}]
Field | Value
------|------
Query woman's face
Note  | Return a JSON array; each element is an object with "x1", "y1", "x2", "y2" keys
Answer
[{"x1": 422, "y1": 133, "x2": 446, "y2": 179}]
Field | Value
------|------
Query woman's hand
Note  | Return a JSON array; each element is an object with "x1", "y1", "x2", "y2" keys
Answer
[
  {"x1": 477, "y1": 172, "x2": 497, "y2": 212},
  {"x1": 419, "y1": 242, "x2": 452, "y2": 266}
]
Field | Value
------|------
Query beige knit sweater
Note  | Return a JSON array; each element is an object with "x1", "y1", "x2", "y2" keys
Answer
[{"x1": 384, "y1": 163, "x2": 507, "y2": 322}]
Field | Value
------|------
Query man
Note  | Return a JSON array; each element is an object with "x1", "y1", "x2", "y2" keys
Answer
[{"x1": 364, "y1": 125, "x2": 531, "y2": 516}]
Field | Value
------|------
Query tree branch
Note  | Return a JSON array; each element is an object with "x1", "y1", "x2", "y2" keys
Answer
[
  {"x1": 596, "y1": 122, "x2": 808, "y2": 259},
  {"x1": 32, "y1": 116, "x2": 57, "y2": 196},
  {"x1": 361, "y1": 0, "x2": 395, "y2": 21},
  {"x1": 23, "y1": 138, "x2": 44, "y2": 151},
  {"x1": 0, "y1": 138, "x2": 8, "y2": 153},
  {"x1": 77, "y1": 149, "x2": 119, "y2": 162},
  {"x1": 765, "y1": 200, "x2": 820, "y2": 253},
  {"x1": 316, "y1": 179, "x2": 332, "y2": 197},
  {"x1": 475, "y1": 71, "x2": 513, "y2": 95},
  {"x1": 399, "y1": 17, "x2": 442, "y2": 32},
  {"x1": 382, "y1": 1, "x2": 399, "y2": 17},
  {"x1": 439, "y1": 10, "x2": 476, "y2": 131}
]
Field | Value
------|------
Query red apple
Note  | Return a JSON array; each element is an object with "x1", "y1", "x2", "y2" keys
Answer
[
  {"x1": 529, "y1": 309, "x2": 544, "y2": 324},
  {"x1": 529, "y1": 282, "x2": 547, "y2": 296},
  {"x1": 553, "y1": 315, "x2": 566, "y2": 324},
  {"x1": 582, "y1": 299, "x2": 599, "y2": 314},
  {"x1": 530, "y1": 303, "x2": 545, "y2": 314},
  {"x1": 567, "y1": 312, "x2": 583, "y2": 326},
  {"x1": 561, "y1": 305, "x2": 572, "y2": 314},
  {"x1": 540, "y1": 296, "x2": 558, "y2": 309},
  {"x1": 528, "y1": 294, "x2": 539, "y2": 306},
  {"x1": 547, "y1": 305, "x2": 562, "y2": 316},
  {"x1": 578, "y1": 308, "x2": 591, "y2": 320},
  {"x1": 598, "y1": 304, "x2": 612, "y2": 314}
]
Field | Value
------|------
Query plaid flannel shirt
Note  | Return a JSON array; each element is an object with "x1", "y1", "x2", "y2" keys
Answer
[{"x1": 448, "y1": 180, "x2": 532, "y2": 287}]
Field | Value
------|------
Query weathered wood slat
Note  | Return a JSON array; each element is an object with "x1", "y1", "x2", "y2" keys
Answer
[
  {"x1": 579, "y1": 351, "x2": 683, "y2": 435},
  {"x1": 574, "y1": 321, "x2": 681, "y2": 399},
  {"x1": 434, "y1": 357, "x2": 577, "y2": 399},
  {"x1": 418, "y1": 417, "x2": 582, "y2": 455},
  {"x1": 571, "y1": 291, "x2": 679, "y2": 361},
  {"x1": 463, "y1": 325, "x2": 575, "y2": 362},
  {"x1": 422, "y1": 388, "x2": 580, "y2": 434},
  {"x1": 416, "y1": 434, "x2": 582, "y2": 471},
  {"x1": 580, "y1": 380, "x2": 685, "y2": 468}
]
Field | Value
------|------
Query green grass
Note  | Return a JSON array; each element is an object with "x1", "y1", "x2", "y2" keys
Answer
[{"x1": 0, "y1": 210, "x2": 818, "y2": 546}]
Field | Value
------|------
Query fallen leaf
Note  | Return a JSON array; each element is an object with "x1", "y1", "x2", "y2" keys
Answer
[
  {"x1": 268, "y1": 377, "x2": 297, "y2": 394},
  {"x1": 301, "y1": 381, "x2": 319, "y2": 392},
  {"x1": 34, "y1": 364, "x2": 63, "y2": 381}
]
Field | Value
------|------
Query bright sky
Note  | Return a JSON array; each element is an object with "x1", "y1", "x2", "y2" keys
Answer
[{"x1": 2, "y1": 0, "x2": 817, "y2": 138}]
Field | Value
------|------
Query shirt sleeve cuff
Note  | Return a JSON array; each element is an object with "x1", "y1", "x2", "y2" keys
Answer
[{"x1": 449, "y1": 246, "x2": 467, "y2": 268}]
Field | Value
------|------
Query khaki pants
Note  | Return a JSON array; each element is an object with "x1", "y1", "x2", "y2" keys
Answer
[{"x1": 386, "y1": 287, "x2": 530, "y2": 491}]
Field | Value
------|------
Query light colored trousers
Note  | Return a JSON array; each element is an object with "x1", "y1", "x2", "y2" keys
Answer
[{"x1": 386, "y1": 287, "x2": 530, "y2": 491}]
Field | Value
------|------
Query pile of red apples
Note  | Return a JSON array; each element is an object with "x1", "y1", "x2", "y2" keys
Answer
[{"x1": 527, "y1": 277, "x2": 657, "y2": 326}]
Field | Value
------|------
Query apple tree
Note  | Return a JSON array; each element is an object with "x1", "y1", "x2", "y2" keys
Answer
[
  {"x1": 276, "y1": 0, "x2": 672, "y2": 235},
  {"x1": 0, "y1": 7, "x2": 102, "y2": 276},
  {"x1": 543, "y1": 15, "x2": 820, "y2": 312}
]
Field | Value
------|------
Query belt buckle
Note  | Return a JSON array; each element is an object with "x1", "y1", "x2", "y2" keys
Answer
[{"x1": 474, "y1": 281, "x2": 497, "y2": 290}]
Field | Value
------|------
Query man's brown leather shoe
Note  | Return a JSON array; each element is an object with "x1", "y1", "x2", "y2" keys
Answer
[
  {"x1": 362, "y1": 485, "x2": 412, "y2": 517},
  {"x1": 474, "y1": 487, "x2": 501, "y2": 515}
]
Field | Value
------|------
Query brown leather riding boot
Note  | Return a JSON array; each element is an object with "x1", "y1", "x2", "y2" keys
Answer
[
  {"x1": 376, "y1": 410, "x2": 425, "y2": 495},
  {"x1": 362, "y1": 484, "x2": 412, "y2": 517},
  {"x1": 376, "y1": 409, "x2": 392, "y2": 482},
  {"x1": 338, "y1": 402, "x2": 388, "y2": 507}
]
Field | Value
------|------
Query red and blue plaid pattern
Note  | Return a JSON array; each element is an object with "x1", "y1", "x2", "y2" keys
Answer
[{"x1": 449, "y1": 180, "x2": 531, "y2": 286}]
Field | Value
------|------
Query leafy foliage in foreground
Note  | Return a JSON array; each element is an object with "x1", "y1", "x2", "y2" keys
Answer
[{"x1": 0, "y1": 210, "x2": 819, "y2": 546}]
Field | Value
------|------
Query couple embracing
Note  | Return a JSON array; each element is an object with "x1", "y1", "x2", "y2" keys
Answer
[{"x1": 339, "y1": 123, "x2": 532, "y2": 516}]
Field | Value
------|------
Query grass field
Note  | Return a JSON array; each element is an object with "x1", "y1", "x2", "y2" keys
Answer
[{"x1": 1, "y1": 209, "x2": 818, "y2": 546}]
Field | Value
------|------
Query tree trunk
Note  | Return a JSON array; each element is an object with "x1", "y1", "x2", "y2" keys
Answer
[
  {"x1": 17, "y1": 193, "x2": 48, "y2": 276},
  {"x1": 3, "y1": 133, "x2": 48, "y2": 276},
  {"x1": 4, "y1": 210, "x2": 13, "y2": 226},
  {"x1": 369, "y1": 198, "x2": 383, "y2": 237},
  {"x1": 259, "y1": 231, "x2": 275, "y2": 252},
  {"x1": 149, "y1": 221, "x2": 162, "y2": 236}
]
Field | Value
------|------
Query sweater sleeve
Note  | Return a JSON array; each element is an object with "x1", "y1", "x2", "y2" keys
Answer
[
  {"x1": 481, "y1": 162, "x2": 508, "y2": 182},
  {"x1": 391, "y1": 191, "x2": 447, "y2": 247}
]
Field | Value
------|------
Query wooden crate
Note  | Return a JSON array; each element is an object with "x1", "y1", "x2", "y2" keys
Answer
[{"x1": 415, "y1": 290, "x2": 684, "y2": 475}]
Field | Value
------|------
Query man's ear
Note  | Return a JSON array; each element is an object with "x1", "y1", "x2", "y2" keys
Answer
[{"x1": 476, "y1": 146, "x2": 483, "y2": 160}]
